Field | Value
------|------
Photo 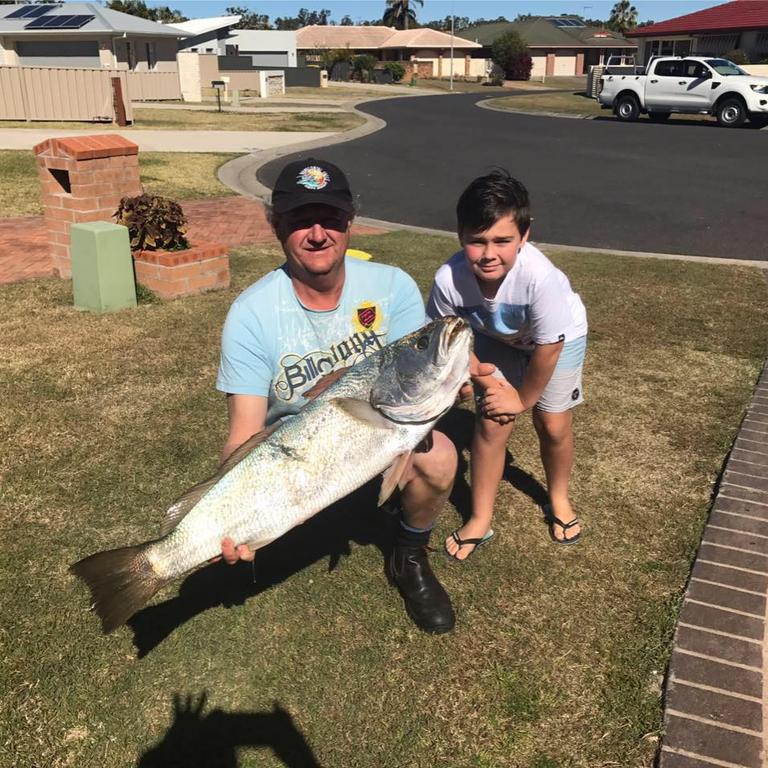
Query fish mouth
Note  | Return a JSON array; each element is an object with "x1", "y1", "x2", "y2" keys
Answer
[{"x1": 437, "y1": 317, "x2": 470, "y2": 363}]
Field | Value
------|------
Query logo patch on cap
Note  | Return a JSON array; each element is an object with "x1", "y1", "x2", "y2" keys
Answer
[{"x1": 297, "y1": 165, "x2": 330, "y2": 190}]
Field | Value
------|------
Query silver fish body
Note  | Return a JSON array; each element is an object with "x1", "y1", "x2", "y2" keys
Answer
[{"x1": 71, "y1": 316, "x2": 472, "y2": 632}]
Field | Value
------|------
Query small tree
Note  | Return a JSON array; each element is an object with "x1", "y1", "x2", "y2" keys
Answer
[
  {"x1": 607, "y1": 0, "x2": 638, "y2": 35},
  {"x1": 383, "y1": 61, "x2": 406, "y2": 81},
  {"x1": 491, "y1": 31, "x2": 532, "y2": 81},
  {"x1": 352, "y1": 54, "x2": 378, "y2": 82}
]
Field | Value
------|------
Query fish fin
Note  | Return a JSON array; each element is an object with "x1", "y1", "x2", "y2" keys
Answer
[
  {"x1": 378, "y1": 451, "x2": 413, "y2": 506},
  {"x1": 303, "y1": 368, "x2": 348, "y2": 401},
  {"x1": 332, "y1": 397, "x2": 396, "y2": 429},
  {"x1": 70, "y1": 543, "x2": 166, "y2": 634},
  {"x1": 160, "y1": 423, "x2": 282, "y2": 537}
]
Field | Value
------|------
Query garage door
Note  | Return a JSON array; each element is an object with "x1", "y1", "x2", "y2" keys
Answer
[
  {"x1": 554, "y1": 51, "x2": 576, "y2": 76},
  {"x1": 243, "y1": 51, "x2": 289, "y2": 67},
  {"x1": 16, "y1": 40, "x2": 100, "y2": 68}
]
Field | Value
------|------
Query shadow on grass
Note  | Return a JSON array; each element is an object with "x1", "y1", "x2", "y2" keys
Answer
[
  {"x1": 128, "y1": 481, "x2": 393, "y2": 657},
  {"x1": 137, "y1": 692, "x2": 321, "y2": 768}
]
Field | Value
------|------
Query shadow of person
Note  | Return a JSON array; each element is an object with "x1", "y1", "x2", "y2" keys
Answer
[
  {"x1": 137, "y1": 692, "x2": 321, "y2": 768},
  {"x1": 128, "y1": 482, "x2": 395, "y2": 657},
  {"x1": 435, "y1": 407, "x2": 549, "y2": 526}
]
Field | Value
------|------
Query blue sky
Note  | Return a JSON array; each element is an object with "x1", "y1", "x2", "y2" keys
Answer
[{"x1": 141, "y1": 1, "x2": 723, "y2": 26}]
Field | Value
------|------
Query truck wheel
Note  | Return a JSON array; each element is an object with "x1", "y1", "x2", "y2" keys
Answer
[
  {"x1": 649, "y1": 112, "x2": 671, "y2": 122},
  {"x1": 615, "y1": 94, "x2": 640, "y2": 121},
  {"x1": 716, "y1": 98, "x2": 746, "y2": 127}
]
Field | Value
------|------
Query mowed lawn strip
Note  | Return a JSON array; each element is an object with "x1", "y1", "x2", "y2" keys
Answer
[
  {"x1": 0, "y1": 107, "x2": 365, "y2": 132},
  {"x1": 1, "y1": 232, "x2": 766, "y2": 768},
  {"x1": 0, "y1": 149, "x2": 239, "y2": 217}
]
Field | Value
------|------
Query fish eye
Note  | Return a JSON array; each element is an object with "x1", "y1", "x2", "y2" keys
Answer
[{"x1": 415, "y1": 335, "x2": 430, "y2": 350}]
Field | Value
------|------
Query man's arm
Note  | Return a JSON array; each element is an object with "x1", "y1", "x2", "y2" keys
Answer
[{"x1": 220, "y1": 394, "x2": 269, "y2": 463}]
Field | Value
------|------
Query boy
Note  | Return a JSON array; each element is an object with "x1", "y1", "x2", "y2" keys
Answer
[{"x1": 427, "y1": 170, "x2": 588, "y2": 560}]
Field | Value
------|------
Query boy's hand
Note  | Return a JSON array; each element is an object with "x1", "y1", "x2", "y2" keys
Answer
[
  {"x1": 458, "y1": 361, "x2": 497, "y2": 401},
  {"x1": 479, "y1": 380, "x2": 526, "y2": 419}
]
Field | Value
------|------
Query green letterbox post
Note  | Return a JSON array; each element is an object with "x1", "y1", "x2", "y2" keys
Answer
[{"x1": 70, "y1": 222, "x2": 137, "y2": 312}]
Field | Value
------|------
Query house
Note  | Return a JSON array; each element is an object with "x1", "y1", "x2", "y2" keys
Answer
[
  {"x1": 457, "y1": 17, "x2": 636, "y2": 77},
  {"x1": 0, "y1": 2, "x2": 182, "y2": 70},
  {"x1": 626, "y1": 0, "x2": 768, "y2": 64},
  {"x1": 296, "y1": 25, "x2": 484, "y2": 78},
  {"x1": 174, "y1": 16, "x2": 297, "y2": 68}
]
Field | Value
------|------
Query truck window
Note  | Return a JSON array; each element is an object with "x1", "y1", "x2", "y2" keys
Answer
[
  {"x1": 654, "y1": 60, "x2": 684, "y2": 77},
  {"x1": 681, "y1": 60, "x2": 707, "y2": 78},
  {"x1": 705, "y1": 59, "x2": 747, "y2": 76}
]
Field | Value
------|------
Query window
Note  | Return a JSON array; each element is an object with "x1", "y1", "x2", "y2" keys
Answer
[
  {"x1": 681, "y1": 60, "x2": 707, "y2": 78},
  {"x1": 145, "y1": 41, "x2": 156, "y2": 69},
  {"x1": 660, "y1": 40, "x2": 675, "y2": 56},
  {"x1": 698, "y1": 34, "x2": 738, "y2": 55},
  {"x1": 125, "y1": 40, "x2": 136, "y2": 69},
  {"x1": 654, "y1": 60, "x2": 683, "y2": 77},
  {"x1": 705, "y1": 58, "x2": 747, "y2": 76}
]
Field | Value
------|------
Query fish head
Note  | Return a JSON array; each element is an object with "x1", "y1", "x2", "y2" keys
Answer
[{"x1": 371, "y1": 317, "x2": 472, "y2": 423}]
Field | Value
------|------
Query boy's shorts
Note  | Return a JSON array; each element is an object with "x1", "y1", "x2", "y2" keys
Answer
[{"x1": 474, "y1": 333, "x2": 587, "y2": 413}]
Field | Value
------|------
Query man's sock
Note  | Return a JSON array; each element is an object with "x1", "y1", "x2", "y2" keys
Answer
[{"x1": 396, "y1": 517, "x2": 434, "y2": 548}]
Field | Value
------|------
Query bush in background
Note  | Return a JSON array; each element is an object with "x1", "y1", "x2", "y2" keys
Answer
[
  {"x1": 352, "y1": 54, "x2": 379, "y2": 82},
  {"x1": 724, "y1": 48, "x2": 750, "y2": 64},
  {"x1": 491, "y1": 31, "x2": 533, "y2": 81},
  {"x1": 114, "y1": 194, "x2": 189, "y2": 252},
  {"x1": 383, "y1": 61, "x2": 406, "y2": 82}
]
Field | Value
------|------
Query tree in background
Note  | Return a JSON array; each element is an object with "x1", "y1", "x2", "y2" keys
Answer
[
  {"x1": 106, "y1": 0, "x2": 187, "y2": 22},
  {"x1": 225, "y1": 6, "x2": 270, "y2": 29},
  {"x1": 275, "y1": 7, "x2": 331, "y2": 30},
  {"x1": 607, "y1": 0, "x2": 638, "y2": 35},
  {"x1": 424, "y1": 15, "x2": 470, "y2": 32},
  {"x1": 383, "y1": 0, "x2": 423, "y2": 31},
  {"x1": 340, "y1": 15, "x2": 354, "y2": 26},
  {"x1": 491, "y1": 30, "x2": 532, "y2": 81}
]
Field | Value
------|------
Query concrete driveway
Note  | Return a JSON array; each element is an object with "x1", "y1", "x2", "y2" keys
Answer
[{"x1": 256, "y1": 93, "x2": 768, "y2": 261}]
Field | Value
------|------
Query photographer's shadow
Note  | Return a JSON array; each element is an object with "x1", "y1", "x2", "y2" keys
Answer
[
  {"x1": 137, "y1": 692, "x2": 321, "y2": 768},
  {"x1": 128, "y1": 481, "x2": 392, "y2": 657}
]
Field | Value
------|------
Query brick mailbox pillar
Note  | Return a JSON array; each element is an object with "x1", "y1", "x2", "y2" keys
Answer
[{"x1": 33, "y1": 134, "x2": 142, "y2": 279}]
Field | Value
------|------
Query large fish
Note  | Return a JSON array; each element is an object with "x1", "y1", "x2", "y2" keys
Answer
[{"x1": 71, "y1": 317, "x2": 472, "y2": 633}]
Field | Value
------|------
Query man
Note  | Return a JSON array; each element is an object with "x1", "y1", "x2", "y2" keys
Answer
[{"x1": 215, "y1": 157, "x2": 458, "y2": 634}]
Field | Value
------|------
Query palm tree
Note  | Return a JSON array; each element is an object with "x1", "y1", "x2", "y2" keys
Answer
[
  {"x1": 607, "y1": 0, "x2": 638, "y2": 35},
  {"x1": 383, "y1": 0, "x2": 424, "y2": 31}
]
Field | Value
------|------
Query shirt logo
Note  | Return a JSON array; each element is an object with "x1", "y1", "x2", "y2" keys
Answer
[
  {"x1": 297, "y1": 166, "x2": 330, "y2": 190},
  {"x1": 353, "y1": 302, "x2": 382, "y2": 333}
]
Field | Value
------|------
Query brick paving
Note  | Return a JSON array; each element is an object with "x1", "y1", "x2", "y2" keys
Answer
[
  {"x1": 0, "y1": 196, "x2": 385, "y2": 286},
  {"x1": 659, "y1": 361, "x2": 768, "y2": 768}
]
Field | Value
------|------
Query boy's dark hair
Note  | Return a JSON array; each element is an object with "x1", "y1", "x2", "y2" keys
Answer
[{"x1": 456, "y1": 169, "x2": 531, "y2": 237}]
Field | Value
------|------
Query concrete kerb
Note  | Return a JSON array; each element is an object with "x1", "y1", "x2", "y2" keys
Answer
[{"x1": 477, "y1": 97, "x2": 596, "y2": 120}]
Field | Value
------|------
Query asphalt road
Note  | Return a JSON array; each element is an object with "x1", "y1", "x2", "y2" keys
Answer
[{"x1": 259, "y1": 93, "x2": 768, "y2": 260}]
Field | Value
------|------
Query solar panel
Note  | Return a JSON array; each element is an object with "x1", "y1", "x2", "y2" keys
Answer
[
  {"x1": 25, "y1": 13, "x2": 94, "y2": 29},
  {"x1": 5, "y1": 4, "x2": 57, "y2": 19}
]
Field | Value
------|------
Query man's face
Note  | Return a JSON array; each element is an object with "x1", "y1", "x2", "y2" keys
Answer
[
  {"x1": 277, "y1": 204, "x2": 352, "y2": 279},
  {"x1": 460, "y1": 213, "x2": 529, "y2": 286}
]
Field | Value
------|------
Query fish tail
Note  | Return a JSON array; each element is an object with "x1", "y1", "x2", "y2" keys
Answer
[{"x1": 70, "y1": 543, "x2": 167, "y2": 634}]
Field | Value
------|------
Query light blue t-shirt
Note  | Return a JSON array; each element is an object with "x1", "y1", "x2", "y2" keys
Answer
[{"x1": 216, "y1": 257, "x2": 425, "y2": 423}]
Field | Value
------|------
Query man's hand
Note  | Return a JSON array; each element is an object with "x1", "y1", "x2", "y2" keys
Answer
[{"x1": 210, "y1": 537, "x2": 256, "y2": 565}]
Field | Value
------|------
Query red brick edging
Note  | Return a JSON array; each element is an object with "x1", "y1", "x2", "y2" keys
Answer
[{"x1": 659, "y1": 360, "x2": 768, "y2": 768}]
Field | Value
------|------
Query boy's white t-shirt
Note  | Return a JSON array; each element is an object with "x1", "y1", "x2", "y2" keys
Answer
[{"x1": 426, "y1": 243, "x2": 588, "y2": 351}]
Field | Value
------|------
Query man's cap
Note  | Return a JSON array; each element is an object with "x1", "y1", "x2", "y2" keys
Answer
[{"x1": 271, "y1": 158, "x2": 354, "y2": 214}]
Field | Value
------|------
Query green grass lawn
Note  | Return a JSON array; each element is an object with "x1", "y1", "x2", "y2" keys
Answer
[
  {"x1": 2, "y1": 231, "x2": 767, "y2": 767},
  {"x1": 0, "y1": 108, "x2": 364, "y2": 132},
  {"x1": 0, "y1": 150, "x2": 238, "y2": 217}
]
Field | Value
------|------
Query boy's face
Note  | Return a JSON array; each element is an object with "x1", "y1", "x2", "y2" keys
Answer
[{"x1": 460, "y1": 213, "x2": 529, "y2": 287}]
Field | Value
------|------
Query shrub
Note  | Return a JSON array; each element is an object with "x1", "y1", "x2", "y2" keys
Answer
[
  {"x1": 383, "y1": 61, "x2": 406, "y2": 82},
  {"x1": 352, "y1": 54, "x2": 379, "y2": 81},
  {"x1": 114, "y1": 194, "x2": 189, "y2": 252},
  {"x1": 724, "y1": 48, "x2": 750, "y2": 64},
  {"x1": 320, "y1": 47, "x2": 353, "y2": 70},
  {"x1": 491, "y1": 31, "x2": 532, "y2": 80}
]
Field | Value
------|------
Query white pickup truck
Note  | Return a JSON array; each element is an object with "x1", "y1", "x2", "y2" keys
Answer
[{"x1": 598, "y1": 56, "x2": 768, "y2": 127}]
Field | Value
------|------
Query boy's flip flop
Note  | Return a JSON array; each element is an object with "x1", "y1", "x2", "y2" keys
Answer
[
  {"x1": 444, "y1": 528, "x2": 495, "y2": 561},
  {"x1": 542, "y1": 504, "x2": 582, "y2": 545}
]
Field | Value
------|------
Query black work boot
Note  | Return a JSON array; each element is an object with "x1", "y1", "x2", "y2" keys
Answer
[{"x1": 388, "y1": 543, "x2": 455, "y2": 634}]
